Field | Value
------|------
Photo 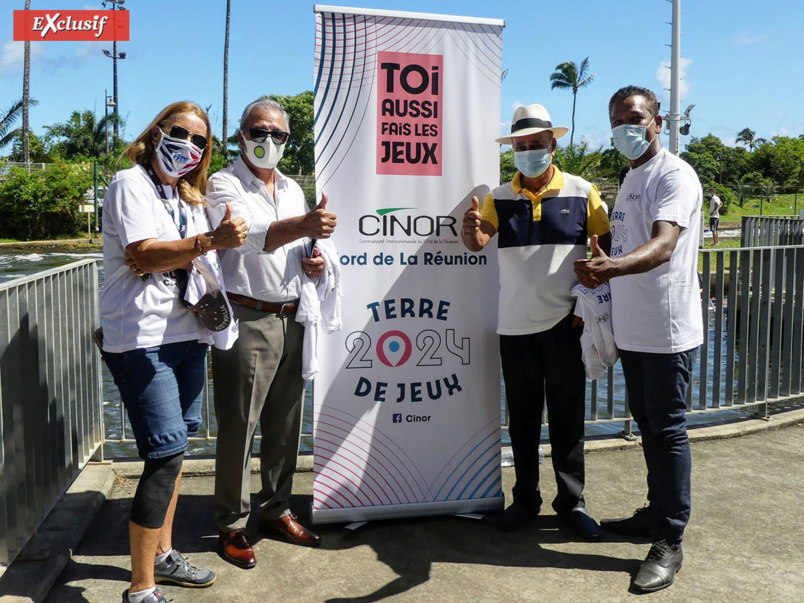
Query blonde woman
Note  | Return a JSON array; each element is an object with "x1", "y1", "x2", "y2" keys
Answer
[{"x1": 100, "y1": 101, "x2": 247, "y2": 603}]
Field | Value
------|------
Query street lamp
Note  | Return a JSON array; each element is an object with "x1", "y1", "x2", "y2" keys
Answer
[
  {"x1": 105, "y1": 89, "x2": 116, "y2": 154},
  {"x1": 101, "y1": 0, "x2": 127, "y2": 140}
]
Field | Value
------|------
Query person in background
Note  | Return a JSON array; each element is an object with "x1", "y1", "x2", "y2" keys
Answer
[
  {"x1": 575, "y1": 85, "x2": 704, "y2": 594},
  {"x1": 461, "y1": 103, "x2": 610, "y2": 541},
  {"x1": 100, "y1": 101, "x2": 247, "y2": 603},
  {"x1": 708, "y1": 188, "x2": 722, "y2": 246},
  {"x1": 206, "y1": 97, "x2": 337, "y2": 568}
]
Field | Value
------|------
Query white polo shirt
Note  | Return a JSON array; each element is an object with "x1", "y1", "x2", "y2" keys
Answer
[
  {"x1": 205, "y1": 157, "x2": 310, "y2": 303},
  {"x1": 609, "y1": 148, "x2": 704, "y2": 354},
  {"x1": 99, "y1": 164, "x2": 211, "y2": 353}
]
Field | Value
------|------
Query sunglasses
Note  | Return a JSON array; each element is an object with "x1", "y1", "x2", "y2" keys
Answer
[
  {"x1": 166, "y1": 125, "x2": 208, "y2": 150},
  {"x1": 245, "y1": 127, "x2": 289, "y2": 145}
]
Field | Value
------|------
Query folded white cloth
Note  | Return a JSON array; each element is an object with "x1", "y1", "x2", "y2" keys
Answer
[
  {"x1": 296, "y1": 238, "x2": 342, "y2": 380},
  {"x1": 184, "y1": 252, "x2": 239, "y2": 350},
  {"x1": 571, "y1": 282, "x2": 618, "y2": 380}
]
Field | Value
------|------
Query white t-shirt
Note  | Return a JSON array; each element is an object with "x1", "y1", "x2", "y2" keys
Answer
[
  {"x1": 99, "y1": 165, "x2": 211, "y2": 353},
  {"x1": 709, "y1": 195, "x2": 721, "y2": 219},
  {"x1": 609, "y1": 148, "x2": 704, "y2": 354},
  {"x1": 205, "y1": 158, "x2": 310, "y2": 302}
]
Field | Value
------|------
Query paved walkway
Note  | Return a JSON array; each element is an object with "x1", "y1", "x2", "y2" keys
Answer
[{"x1": 3, "y1": 414, "x2": 803, "y2": 603}]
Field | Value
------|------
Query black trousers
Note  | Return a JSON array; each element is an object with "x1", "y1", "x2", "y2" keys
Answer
[{"x1": 500, "y1": 312, "x2": 586, "y2": 515}]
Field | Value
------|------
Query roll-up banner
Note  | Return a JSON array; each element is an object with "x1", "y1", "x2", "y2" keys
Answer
[{"x1": 312, "y1": 5, "x2": 505, "y2": 524}]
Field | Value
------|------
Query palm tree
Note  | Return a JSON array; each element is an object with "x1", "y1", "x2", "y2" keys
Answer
[
  {"x1": 550, "y1": 57, "x2": 595, "y2": 147},
  {"x1": 736, "y1": 127, "x2": 757, "y2": 151},
  {"x1": 22, "y1": 0, "x2": 32, "y2": 163},
  {"x1": 0, "y1": 98, "x2": 38, "y2": 150},
  {"x1": 46, "y1": 110, "x2": 120, "y2": 158},
  {"x1": 222, "y1": 0, "x2": 231, "y2": 162},
  {"x1": 553, "y1": 142, "x2": 601, "y2": 180}
]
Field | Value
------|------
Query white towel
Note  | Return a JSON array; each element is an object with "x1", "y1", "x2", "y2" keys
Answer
[
  {"x1": 184, "y1": 252, "x2": 239, "y2": 350},
  {"x1": 571, "y1": 282, "x2": 618, "y2": 380},
  {"x1": 296, "y1": 238, "x2": 342, "y2": 381}
]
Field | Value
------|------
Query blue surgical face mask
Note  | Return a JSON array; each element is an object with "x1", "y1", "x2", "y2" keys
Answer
[
  {"x1": 611, "y1": 118, "x2": 655, "y2": 160},
  {"x1": 514, "y1": 148, "x2": 552, "y2": 178}
]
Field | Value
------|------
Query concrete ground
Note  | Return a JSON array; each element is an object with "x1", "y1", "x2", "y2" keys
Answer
[{"x1": 3, "y1": 412, "x2": 803, "y2": 603}]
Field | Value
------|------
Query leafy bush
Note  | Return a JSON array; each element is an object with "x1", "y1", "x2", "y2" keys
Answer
[{"x1": 0, "y1": 163, "x2": 93, "y2": 239}]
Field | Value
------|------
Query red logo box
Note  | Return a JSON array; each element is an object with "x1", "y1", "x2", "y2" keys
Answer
[
  {"x1": 376, "y1": 51, "x2": 443, "y2": 177},
  {"x1": 13, "y1": 10, "x2": 129, "y2": 42}
]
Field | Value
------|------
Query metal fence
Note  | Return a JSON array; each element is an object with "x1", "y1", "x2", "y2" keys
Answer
[
  {"x1": 0, "y1": 259, "x2": 104, "y2": 572},
  {"x1": 741, "y1": 216, "x2": 804, "y2": 247}
]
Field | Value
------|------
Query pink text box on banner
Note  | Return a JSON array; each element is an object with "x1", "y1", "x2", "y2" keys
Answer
[{"x1": 376, "y1": 51, "x2": 443, "y2": 176}]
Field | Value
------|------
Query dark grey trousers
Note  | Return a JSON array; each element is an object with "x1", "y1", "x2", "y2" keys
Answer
[{"x1": 211, "y1": 303, "x2": 305, "y2": 531}]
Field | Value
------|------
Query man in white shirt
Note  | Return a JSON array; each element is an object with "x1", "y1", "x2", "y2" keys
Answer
[
  {"x1": 574, "y1": 86, "x2": 703, "y2": 594},
  {"x1": 205, "y1": 97, "x2": 337, "y2": 568},
  {"x1": 708, "y1": 188, "x2": 722, "y2": 246}
]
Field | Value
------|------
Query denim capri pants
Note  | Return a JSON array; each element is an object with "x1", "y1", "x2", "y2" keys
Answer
[{"x1": 104, "y1": 340, "x2": 208, "y2": 459}]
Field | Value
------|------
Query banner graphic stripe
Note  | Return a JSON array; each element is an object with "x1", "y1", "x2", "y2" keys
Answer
[
  {"x1": 314, "y1": 460, "x2": 377, "y2": 507},
  {"x1": 456, "y1": 449, "x2": 502, "y2": 500},
  {"x1": 313, "y1": 444, "x2": 387, "y2": 505},
  {"x1": 314, "y1": 439, "x2": 397, "y2": 505},
  {"x1": 316, "y1": 411, "x2": 428, "y2": 499},
  {"x1": 440, "y1": 439, "x2": 500, "y2": 501}
]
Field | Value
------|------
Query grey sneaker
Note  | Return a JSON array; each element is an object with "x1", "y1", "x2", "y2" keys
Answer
[
  {"x1": 154, "y1": 549, "x2": 216, "y2": 588},
  {"x1": 122, "y1": 588, "x2": 169, "y2": 602}
]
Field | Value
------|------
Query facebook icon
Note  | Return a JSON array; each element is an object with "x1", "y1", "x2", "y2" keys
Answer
[{"x1": 393, "y1": 413, "x2": 402, "y2": 423}]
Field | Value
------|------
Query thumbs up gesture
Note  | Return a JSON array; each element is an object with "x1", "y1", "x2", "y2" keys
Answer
[
  {"x1": 210, "y1": 202, "x2": 248, "y2": 249},
  {"x1": 462, "y1": 195, "x2": 482, "y2": 235},
  {"x1": 574, "y1": 234, "x2": 611, "y2": 288},
  {"x1": 301, "y1": 191, "x2": 338, "y2": 239}
]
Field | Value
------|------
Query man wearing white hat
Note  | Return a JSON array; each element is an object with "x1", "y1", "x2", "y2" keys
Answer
[{"x1": 461, "y1": 104, "x2": 611, "y2": 540}]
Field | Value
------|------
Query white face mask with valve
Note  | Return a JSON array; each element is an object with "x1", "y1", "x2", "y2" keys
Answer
[{"x1": 242, "y1": 137, "x2": 285, "y2": 169}]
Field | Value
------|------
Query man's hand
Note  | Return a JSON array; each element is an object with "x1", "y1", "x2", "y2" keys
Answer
[
  {"x1": 301, "y1": 247, "x2": 325, "y2": 279},
  {"x1": 211, "y1": 202, "x2": 248, "y2": 249},
  {"x1": 462, "y1": 195, "x2": 492, "y2": 251},
  {"x1": 300, "y1": 192, "x2": 337, "y2": 239},
  {"x1": 574, "y1": 234, "x2": 614, "y2": 288}
]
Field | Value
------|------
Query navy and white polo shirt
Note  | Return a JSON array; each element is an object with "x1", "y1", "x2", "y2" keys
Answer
[{"x1": 480, "y1": 168, "x2": 610, "y2": 335}]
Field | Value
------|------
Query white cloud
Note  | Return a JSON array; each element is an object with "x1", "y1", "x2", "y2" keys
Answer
[
  {"x1": 0, "y1": 41, "x2": 44, "y2": 76},
  {"x1": 732, "y1": 32, "x2": 765, "y2": 45},
  {"x1": 75, "y1": 41, "x2": 106, "y2": 59},
  {"x1": 655, "y1": 57, "x2": 692, "y2": 108},
  {"x1": 578, "y1": 130, "x2": 609, "y2": 150},
  {"x1": 771, "y1": 127, "x2": 788, "y2": 137}
]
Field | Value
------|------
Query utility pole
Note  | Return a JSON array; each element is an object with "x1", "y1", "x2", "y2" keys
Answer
[
  {"x1": 667, "y1": 0, "x2": 682, "y2": 156},
  {"x1": 102, "y1": 0, "x2": 127, "y2": 140}
]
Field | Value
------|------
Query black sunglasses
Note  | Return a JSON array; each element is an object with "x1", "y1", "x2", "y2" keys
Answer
[
  {"x1": 246, "y1": 127, "x2": 289, "y2": 145},
  {"x1": 166, "y1": 125, "x2": 208, "y2": 150}
]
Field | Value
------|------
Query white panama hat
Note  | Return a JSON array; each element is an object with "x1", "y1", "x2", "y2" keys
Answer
[{"x1": 495, "y1": 103, "x2": 568, "y2": 144}]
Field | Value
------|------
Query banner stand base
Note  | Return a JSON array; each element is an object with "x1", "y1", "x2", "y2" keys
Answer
[{"x1": 312, "y1": 495, "x2": 504, "y2": 525}]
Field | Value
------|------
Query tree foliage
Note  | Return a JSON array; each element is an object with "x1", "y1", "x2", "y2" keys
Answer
[
  {"x1": 271, "y1": 91, "x2": 314, "y2": 175},
  {"x1": 45, "y1": 110, "x2": 123, "y2": 160},
  {"x1": 0, "y1": 163, "x2": 93, "y2": 239},
  {"x1": 1, "y1": 98, "x2": 38, "y2": 150},
  {"x1": 553, "y1": 142, "x2": 601, "y2": 180}
]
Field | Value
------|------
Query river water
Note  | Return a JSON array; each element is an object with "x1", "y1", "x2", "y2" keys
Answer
[{"x1": 1, "y1": 249, "x2": 757, "y2": 459}]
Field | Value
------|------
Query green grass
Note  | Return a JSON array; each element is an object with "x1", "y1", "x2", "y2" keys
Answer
[{"x1": 720, "y1": 193, "x2": 804, "y2": 219}]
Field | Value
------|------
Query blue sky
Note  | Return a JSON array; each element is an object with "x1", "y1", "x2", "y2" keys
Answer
[{"x1": 1, "y1": 0, "x2": 803, "y2": 155}]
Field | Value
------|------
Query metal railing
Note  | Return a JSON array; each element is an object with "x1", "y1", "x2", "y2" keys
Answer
[
  {"x1": 741, "y1": 216, "x2": 804, "y2": 247},
  {"x1": 0, "y1": 259, "x2": 104, "y2": 572}
]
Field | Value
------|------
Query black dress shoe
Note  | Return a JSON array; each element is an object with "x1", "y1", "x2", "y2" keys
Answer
[
  {"x1": 631, "y1": 540, "x2": 683, "y2": 593},
  {"x1": 559, "y1": 507, "x2": 601, "y2": 541},
  {"x1": 600, "y1": 504, "x2": 656, "y2": 537},
  {"x1": 496, "y1": 502, "x2": 538, "y2": 532}
]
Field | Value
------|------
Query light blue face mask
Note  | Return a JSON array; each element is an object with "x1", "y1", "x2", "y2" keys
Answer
[
  {"x1": 514, "y1": 148, "x2": 552, "y2": 178},
  {"x1": 611, "y1": 119, "x2": 655, "y2": 160}
]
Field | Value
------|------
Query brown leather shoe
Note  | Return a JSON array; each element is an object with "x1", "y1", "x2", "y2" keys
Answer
[
  {"x1": 260, "y1": 513, "x2": 321, "y2": 548},
  {"x1": 219, "y1": 528, "x2": 256, "y2": 568}
]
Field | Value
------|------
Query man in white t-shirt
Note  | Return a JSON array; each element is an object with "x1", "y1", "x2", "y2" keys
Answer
[
  {"x1": 574, "y1": 86, "x2": 703, "y2": 594},
  {"x1": 708, "y1": 189, "x2": 722, "y2": 246}
]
